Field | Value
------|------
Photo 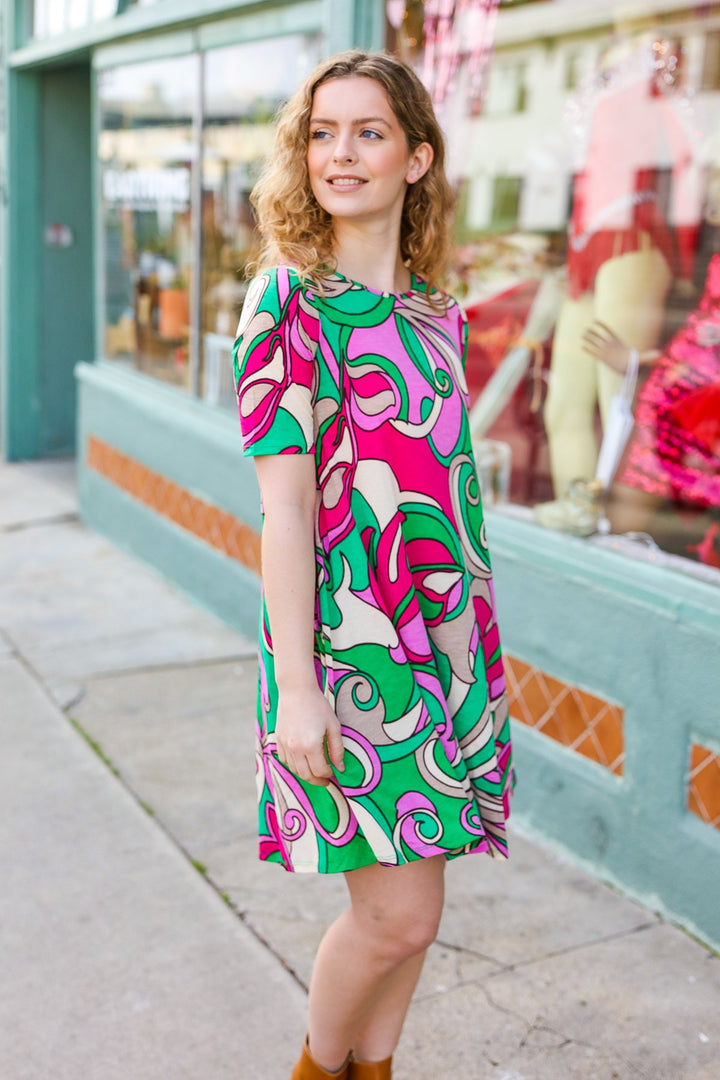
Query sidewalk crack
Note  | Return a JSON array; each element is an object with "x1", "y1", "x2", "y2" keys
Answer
[{"x1": 1, "y1": 511, "x2": 80, "y2": 533}]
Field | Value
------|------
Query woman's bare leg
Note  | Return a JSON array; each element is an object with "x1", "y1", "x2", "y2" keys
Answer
[
  {"x1": 306, "y1": 854, "x2": 446, "y2": 1071},
  {"x1": 350, "y1": 951, "x2": 427, "y2": 1062}
]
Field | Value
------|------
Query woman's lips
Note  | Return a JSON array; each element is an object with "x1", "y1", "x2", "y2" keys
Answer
[{"x1": 326, "y1": 177, "x2": 367, "y2": 187}]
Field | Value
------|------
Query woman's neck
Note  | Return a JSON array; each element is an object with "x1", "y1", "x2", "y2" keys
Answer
[{"x1": 331, "y1": 220, "x2": 410, "y2": 294}]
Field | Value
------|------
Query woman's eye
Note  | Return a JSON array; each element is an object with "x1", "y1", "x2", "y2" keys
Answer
[
  {"x1": 310, "y1": 129, "x2": 331, "y2": 140},
  {"x1": 360, "y1": 129, "x2": 382, "y2": 139}
]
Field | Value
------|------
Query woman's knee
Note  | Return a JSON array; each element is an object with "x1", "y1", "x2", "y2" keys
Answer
[
  {"x1": 399, "y1": 907, "x2": 443, "y2": 956},
  {"x1": 348, "y1": 862, "x2": 445, "y2": 963},
  {"x1": 357, "y1": 902, "x2": 441, "y2": 963}
]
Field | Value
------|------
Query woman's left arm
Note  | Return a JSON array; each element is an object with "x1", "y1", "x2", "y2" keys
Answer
[{"x1": 255, "y1": 452, "x2": 345, "y2": 785}]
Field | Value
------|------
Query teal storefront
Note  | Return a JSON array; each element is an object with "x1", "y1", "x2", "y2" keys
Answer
[{"x1": 2, "y1": 0, "x2": 720, "y2": 949}]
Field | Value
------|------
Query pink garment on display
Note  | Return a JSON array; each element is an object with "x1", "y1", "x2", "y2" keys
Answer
[{"x1": 619, "y1": 254, "x2": 720, "y2": 509}]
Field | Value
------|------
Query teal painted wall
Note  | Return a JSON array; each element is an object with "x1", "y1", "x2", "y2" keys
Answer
[
  {"x1": 2, "y1": 65, "x2": 43, "y2": 460},
  {"x1": 40, "y1": 65, "x2": 93, "y2": 455},
  {"x1": 2, "y1": 61, "x2": 92, "y2": 459}
]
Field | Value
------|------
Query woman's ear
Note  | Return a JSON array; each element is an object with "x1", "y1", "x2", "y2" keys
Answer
[{"x1": 406, "y1": 142, "x2": 434, "y2": 185}]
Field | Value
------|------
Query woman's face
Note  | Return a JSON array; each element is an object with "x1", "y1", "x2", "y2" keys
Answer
[{"x1": 307, "y1": 76, "x2": 432, "y2": 229}]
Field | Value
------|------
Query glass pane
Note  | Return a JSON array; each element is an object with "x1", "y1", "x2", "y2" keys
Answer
[
  {"x1": 33, "y1": 0, "x2": 69, "y2": 38},
  {"x1": 32, "y1": 0, "x2": 160, "y2": 39},
  {"x1": 199, "y1": 34, "x2": 323, "y2": 409},
  {"x1": 99, "y1": 55, "x2": 197, "y2": 391},
  {"x1": 386, "y1": 0, "x2": 720, "y2": 576}
]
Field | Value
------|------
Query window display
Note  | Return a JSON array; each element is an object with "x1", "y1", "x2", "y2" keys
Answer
[
  {"x1": 386, "y1": 0, "x2": 720, "y2": 574},
  {"x1": 99, "y1": 55, "x2": 197, "y2": 390}
]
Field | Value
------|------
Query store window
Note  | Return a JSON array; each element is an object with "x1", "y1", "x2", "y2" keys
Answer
[
  {"x1": 98, "y1": 32, "x2": 322, "y2": 397},
  {"x1": 32, "y1": 0, "x2": 159, "y2": 38},
  {"x1": 386, "y1": 0, "x2": 720, "y2": 576},
  {"x1": 99, "y1": 54, "x2": 197, "y2": 390}
]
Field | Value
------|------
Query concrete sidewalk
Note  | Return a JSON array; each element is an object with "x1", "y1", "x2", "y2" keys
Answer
[{"x1": 1, "y1": 458, "x2": 717, "y2": 1080}]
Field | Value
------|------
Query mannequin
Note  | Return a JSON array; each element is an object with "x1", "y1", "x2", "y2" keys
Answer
[{"x1": 544, "y1": 39, "x2": 700, "y2": 496}]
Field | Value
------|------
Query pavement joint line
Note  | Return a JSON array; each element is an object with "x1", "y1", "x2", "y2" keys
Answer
[
  {"x1": 3, "y1": 633, "x2": 87, "y2": 713},
  {"x1": 20, "y1": 626, "x2": 250, "y2": 654},
  {"x1": 4, "y1": 637, "x2": 64, "y2": 712},
  {"x1": 485, "y1": 920, "x2": 665, "y2": 976},
  {"x1": 62, "y1": 709, "x2": 311, "y2": 998},
  {"x1": 434, "y1": 936, "x2": 510, "y2": 971},
  {"x1": 0, "y1": 511, "x2": 80, "y2": 533},
  {"x1": 236, "y1": 910, "x2": 311, "y2": 993},
  {"x1": 74, "y1": 653, "x2": 256, "y2": 685},
  {"x1": 0, "y1": 628, "x2": 19, "y2": 657},
  {"x1": 69, "y1": 717, "x2": 122, "y2": 777},
  {"x1": 435, "y1": 917, "x2": 668, "y2": 979}
]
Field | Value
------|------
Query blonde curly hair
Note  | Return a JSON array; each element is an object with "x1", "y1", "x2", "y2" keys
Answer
[{"x1": 249, "y1": 50, "x2": 455, "y2": 295}]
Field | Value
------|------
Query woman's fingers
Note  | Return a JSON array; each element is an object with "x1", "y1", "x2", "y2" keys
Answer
[
  {"x1": 276, "y1": 740, "x2": 332, "y2": 786},
  {"x1": 276, "y1": 742, "x2": 344, "y2": 787},
  {"x1": 305, "y1": 749, "x2": 333, "y2": 786},
  {"x1": 325, "y1": 724, "x2": 346, "y2": 773}
]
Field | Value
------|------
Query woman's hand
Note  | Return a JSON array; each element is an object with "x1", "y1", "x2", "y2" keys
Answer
[{"x1": 275, "y1": 685, "x2": 345, "y2": 786}]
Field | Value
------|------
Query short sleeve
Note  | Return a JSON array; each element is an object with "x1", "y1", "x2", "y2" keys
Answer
[{"x1": 233, "y1": 266, "x2": 318, "y2": 456}]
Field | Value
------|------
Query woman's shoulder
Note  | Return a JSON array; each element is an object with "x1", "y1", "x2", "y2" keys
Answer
[
  {"x1": 246, "y1": 264, "x2": 305, "y2": 294},
  {"x1": 240, "y1": 265, "x2": 317, "y2": 321}
]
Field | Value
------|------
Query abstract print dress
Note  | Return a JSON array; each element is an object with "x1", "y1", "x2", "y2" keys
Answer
[{"x1": 234, "y1": 266, "x2": 513, "y2": 873}]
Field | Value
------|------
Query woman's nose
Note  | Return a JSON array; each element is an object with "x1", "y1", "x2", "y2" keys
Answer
[{"x1": 333, "y1": 134, "x2": 356, "y2": 163}]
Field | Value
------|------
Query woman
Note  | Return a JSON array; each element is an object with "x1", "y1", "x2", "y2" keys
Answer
[{"x1": 233, "y1": 51, "x2": 513, "y2": 1080}]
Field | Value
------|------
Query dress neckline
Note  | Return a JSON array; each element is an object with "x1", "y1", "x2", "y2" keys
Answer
[{"x1": 328, "y1": 268, "x2": 420, "y2": 300}]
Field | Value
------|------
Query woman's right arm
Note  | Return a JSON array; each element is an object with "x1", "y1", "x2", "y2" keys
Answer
[{"x1": 254, "y1": 452, "x2": 345, "y2": 786}]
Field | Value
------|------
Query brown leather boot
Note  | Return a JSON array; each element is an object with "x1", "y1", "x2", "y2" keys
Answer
[
  {"x1": 291, "y1": 1036, "x2": 351, "y2": 1080},
  {"x1": 347, "y1": 1054, "x2": 392, "y2": 1079}
]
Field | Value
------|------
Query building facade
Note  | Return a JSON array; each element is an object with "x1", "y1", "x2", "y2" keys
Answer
[{"x1": 2, "y1": 0, "x2": 720, "y2": 948}]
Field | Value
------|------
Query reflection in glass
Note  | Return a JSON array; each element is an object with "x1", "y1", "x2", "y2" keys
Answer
[
  {"x1": 386, "y1": 1, "x2": 720, "y2": 572},
  {"x1": 99, "y1": 55, "x2": 197, "y2": 390},
  {"x1": 199, "y1": 34, "x2": 322, "y2": 409}
]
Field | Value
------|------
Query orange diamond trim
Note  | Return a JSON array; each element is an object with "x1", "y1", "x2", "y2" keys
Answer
[
  {"x1": 86, "y1": 435, "x2": 261, "y2": 576},
  {"x1": 504, "y1": 655, "x2": 625, "y2": 776},
  {"x1": 687, "y1": 744, "x2": 720, "y2": 831}
]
